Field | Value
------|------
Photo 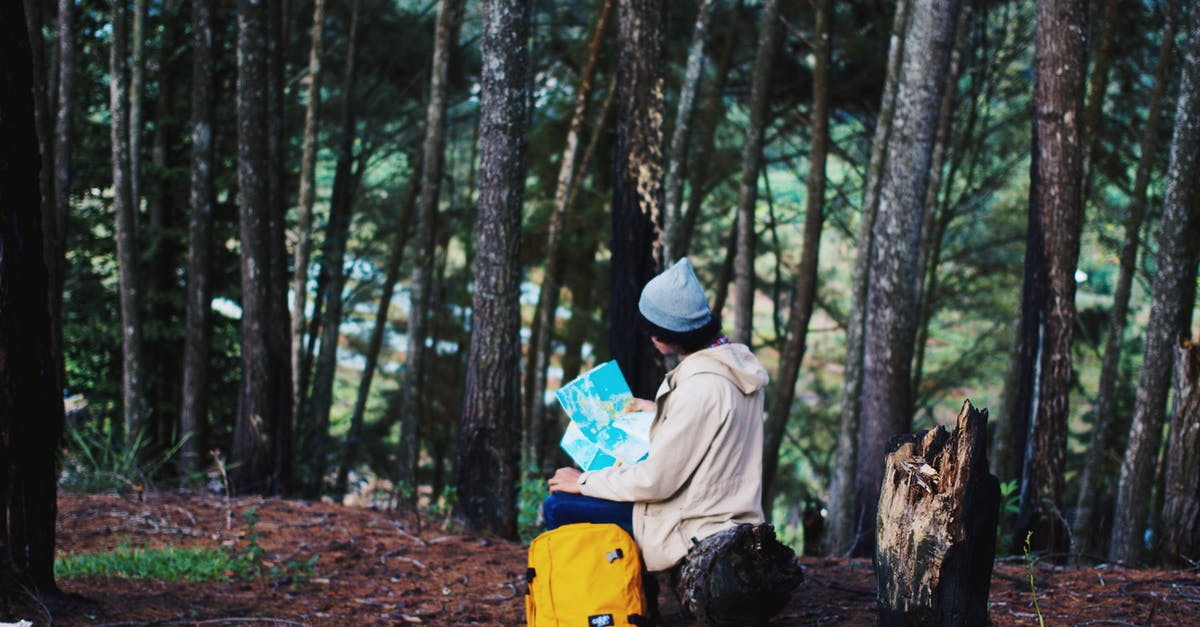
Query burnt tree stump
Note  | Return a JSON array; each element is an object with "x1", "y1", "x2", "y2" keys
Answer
[
  {"x1": 676, "y1": 522, "x2": 803, "y2": 626},
  {"x1": 875, "y1": 400, "x2": 1000, "y2": 626}
]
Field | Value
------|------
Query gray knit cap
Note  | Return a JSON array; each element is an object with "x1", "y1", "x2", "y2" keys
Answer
[{"x1": 638, "y1": 258, "x2": 713, "y2": 332}]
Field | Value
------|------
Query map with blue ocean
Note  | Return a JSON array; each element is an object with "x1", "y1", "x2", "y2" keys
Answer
[{"x1": 555, "y1": 360, "x2": 652, "y2": 471}]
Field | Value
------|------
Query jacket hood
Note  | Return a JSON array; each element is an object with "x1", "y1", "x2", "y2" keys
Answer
[{"x1": 672, "y1": 343, "x2": 769, "y2": 395}]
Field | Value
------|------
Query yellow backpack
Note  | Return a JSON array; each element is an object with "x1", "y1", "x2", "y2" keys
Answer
[{"x1": 525, "y1": 523, "x2": 648, "y2": 627}]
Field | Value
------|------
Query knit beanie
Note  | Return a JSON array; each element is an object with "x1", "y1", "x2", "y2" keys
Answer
[{"x1": 638, "y1": 258, "x2": 713, "y2": 332}]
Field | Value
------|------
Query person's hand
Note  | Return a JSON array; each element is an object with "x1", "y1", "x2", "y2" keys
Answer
[
  {"x1": 624, "y1": 397, "x2": 655, "y2": 413},
  {"x1": 548, "y1": 467, "x2": 582, "y2": 494}
]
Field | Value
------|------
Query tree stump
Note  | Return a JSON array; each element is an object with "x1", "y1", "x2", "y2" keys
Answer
[
  {"x1": 1161, "y1": 339, "x2": 1200, "y2": 565},
  {"x1": 676, "y1": 522, "x2": 803, "y2": 626},
  {"x1": 875, "y1": 400, "x2": 999, "y2": 626}
]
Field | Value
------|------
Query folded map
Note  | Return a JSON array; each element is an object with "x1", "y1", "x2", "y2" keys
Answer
[{"x1": 555, "y1": 360, "x2": 653, "y2": 471}]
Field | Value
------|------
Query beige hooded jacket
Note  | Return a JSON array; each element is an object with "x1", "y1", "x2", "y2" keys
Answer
[{"x1": 577, "y1": 343, "x2": 768, "y2": 571}]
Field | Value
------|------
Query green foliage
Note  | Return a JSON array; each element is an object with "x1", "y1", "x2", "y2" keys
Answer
[
  {"x1": 55, "y1": 544, "x2": 241, "y2": 583},
  {"x1": 429, "y1": 485, "x2": 459, "y2": 518},
  {"x1": 60, "y1": 421, "x2": 188, "y2": 494},
  {"x1": 237, "y1": 506, "x2": 320, "y2": 588},
  {"x1": 239, "y1": 506, "x2": 268, "y2": 579},
  {"x1": 518, "y1": 472, "x2": 547, "y2": 543},
  {"x1": 995, "y1": 479, "x2": 1020, "y2": 556},
  {"x1": 55, "y1": 509, "x2": 319, "y2": 588}
]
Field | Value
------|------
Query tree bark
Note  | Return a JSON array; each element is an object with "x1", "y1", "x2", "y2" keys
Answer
[
  {"x1": 457, "y1": 0, "x2": 529, "y2": 540},
  {"x1": 523, "y1": 0, "x2": 611, "y2": 469},
  {"x1": 674, "y1": 0, "x2": 741, "y2": 259},
  {"x1": 1079, "y1": 0, "x2": 1120, "y2": 200},
  {"x1": 1073, "y1": 0, "x2": 1178, "y2": 560},
  {"x1": 22, "y1": 0, "x2": 54, "y2": 243},
  {"x1": 291, "y1": 0, "x2": 327, "y2": 443},
  {"x1": 1160, "y1": 339, "x2": 1200, "y2": 566},
  {"x1": 266, "y1": 0, "x2": 294, "y2": 495},
  {"x1": 762, "y1": 0, "x2": 830, "y2": 512},
  {"x1": 305, "y1": 0, "x2": 360, "y2": 497},
  {"x1": 130, "y1": 0, "x2": 146, "y2": 225},
  {"x1": 0, "y1": 1, "x2": 65, "y2": 597},
  {"x1": 232, "y1": 0, "x2": 276, "y2": 493},
  {"x1": 180, "y1": 0, "x2": 217, "y2": 479},
  {"x1": 854, "y1": 0, "x2": 961, "y2": 557},
  {"x1": 826, "y1": 0, "x2": 909, "y2": 557},
  {"x1": 1109, "y1": 6, "x2": 1200, "y2": 564},
  {"x1": 661, "y1": 0, "x2": 715, "y2": 265},
  {"x1": 710, "y1": 215, "x2": 737, "y2": 320},
  {"x1": 47, "y1": 0, "x2": 76, "y2": 405},
  {"x1": 110, "y1": 0, "x2": 148, "y2": 439},
  {"x1": 910, "y1": 1, "x2": 972, "y2": 407},
  {"x1": 145, "y1": 0, "x2": 186, "y2": 455},
  {"x1": 398, "y1": 0, "x2": 464, "y2": 490},
  {"x1": 1008, "y1": 0, "x2": 1088, "y2": 557},
  {"x1": 677, "y1": 523, "x2": 803, "y2": 625},
  {"x1": 611, "y1": 0, "x2": 666, "y2": 399},
  {"x1": 731, "y1": 0, "x2": 780, "y2": 346},
  {"x1": 875, "y1": 401, "x2": 999, "y2": 626}
]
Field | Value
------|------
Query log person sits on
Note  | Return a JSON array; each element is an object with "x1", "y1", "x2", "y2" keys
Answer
[{"x1": 546, "y1": 257, "x2": 769, "y2": 572}]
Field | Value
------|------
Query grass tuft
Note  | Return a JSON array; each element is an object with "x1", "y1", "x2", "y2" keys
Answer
[{"x1": 56, "y1": 544, "x2": 245, "y2": 583}]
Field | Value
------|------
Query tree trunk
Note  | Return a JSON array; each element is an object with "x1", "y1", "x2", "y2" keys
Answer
[
  {"x1": 398, "y1": 0, "x2": 464, "y2": 490},
  {"x1": 761, "y1": 0, "x2": 830, "y2": 513},
  {"x1": 826, "y1": 0, "x2": 909, "y2": 557},
  {"x1": 336, "y1": 165, "x2": 419, "y2": 496},
  {"x1": 677, "y1": 523, "x2": 803, "y2": 626},
  {"x1": 22, "y1": 0, "x2": 54, "y2": 244},
  {"x1": 111, "y1": 0, "x2": 148, "y2": 439},
  {"x1": 47, "y1": 0, "x2": 76, "y2": 406},
  {"x1": 145, "y1": 0, "x2": 186, "y2": 456},
  {"x1": 661, "y1": 0, "x2": 715, "y2": 264},
  {"x1": 305, "y1": 2, "x2": 360, "y2": 497},
  {"x1": 910, "y1": 1, "x2": 972, "y2": 408},
  {"x1": 0, "y1": 1, "x2": 66, "y2": 597},
  {"x1": 1072, "y1": 0, "x2": 1178, "y2": 560},
  {"x1": 854, "y1": 0, "x2": 961, "y2": 557},
  {"x1": 710, "y1": 214, "x2": 737, "y2": 328},
  {"x1": 674, "y1": 0, "x2": 741, "y2": 259},
  {"x1": 180, "y1": 0, "x2": 217, "y2": 479},
  {"x1": 523, "y1": 0, "x2": 611, "y2": 469},
  {"x1": 990, "y1": 315, "x2": 1023, "y2": 483},
  {"x1": 266, "y1": 0, "x2": 294, "y2": 495},
  {"x1": 1160, "y1": 339, "x2": 1200, "y2": 566},
  {"x1": 457, "y1": 0, "x2": 529, "y2": 540},
  {"x1": 291, "y1": 0, "x2": 327, "y2": 424},
  {"x1": 1079, "y1": 0, "x2": 1120, "y2": 200},
  {"x1": 875, "y1": 401, "x2": 999, "y2": 626},
  {"x1": 731, "y1": 0, "x2": 780, "y2": 346},
  {"x1": 611, "y1": 0, "x2": 666, "y2": 399},
  {"x1": 1008, "y1": 0, "x2": 1088, "y2": 557},
  {"x1": 129, "y1": 0, "x2": 146, "y2": 226},
  {"x1": 232, "y1": 0, "x2": 275, "y2": 493},
  {"x1": 1109, "y1": 6, "x2": 1200, "y2": 564}
]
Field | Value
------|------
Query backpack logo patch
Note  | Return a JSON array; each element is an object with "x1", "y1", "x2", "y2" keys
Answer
[{"x1": 588, "y1": 614, "x2": 615, "y2": 627}]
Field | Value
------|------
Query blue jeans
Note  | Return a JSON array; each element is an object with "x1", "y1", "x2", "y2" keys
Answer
[{"x1": 543, "y1": 492, "x2": 633, "y2": 536}]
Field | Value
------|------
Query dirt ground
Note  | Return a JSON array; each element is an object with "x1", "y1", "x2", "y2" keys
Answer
[{"x1": 13, "y1": 492, "x2": 1199, "y2": 625}]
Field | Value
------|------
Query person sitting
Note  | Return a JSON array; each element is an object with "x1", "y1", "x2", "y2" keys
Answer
[{"x1": 544, "y1": 257, "x2": 769, "y2": 574}]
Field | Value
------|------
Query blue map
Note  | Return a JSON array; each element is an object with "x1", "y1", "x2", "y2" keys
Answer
[{"x1": 555, "y1": 360, "x2": 652, "y2": 471}]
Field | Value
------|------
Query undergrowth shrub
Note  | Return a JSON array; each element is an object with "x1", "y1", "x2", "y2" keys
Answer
[
  {"x1": 59, "y1": 421, "x2": 188, "y2": 494},
  {"x1": 518, "y1": 471, "x2": 546, "y2": 542}
]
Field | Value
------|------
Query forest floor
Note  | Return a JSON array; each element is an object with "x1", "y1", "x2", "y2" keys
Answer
[{"x1": 16, "y1": 492, "x2": 1199, "y2": 625}]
